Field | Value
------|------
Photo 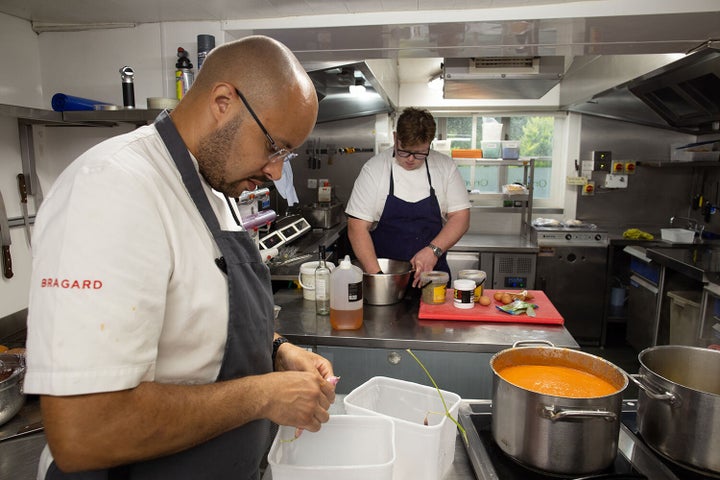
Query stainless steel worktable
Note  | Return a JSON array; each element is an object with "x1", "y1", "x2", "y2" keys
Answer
[
  {"x1": 452, "y1": 233, "x2": 538, "y2": 253},
  {"x1": 273, "y1": 289, "x2": 577, "y2": 352}
]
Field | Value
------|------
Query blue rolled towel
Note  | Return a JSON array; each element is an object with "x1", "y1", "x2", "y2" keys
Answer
[{"x1": 51, "y1": 93, "x2": 111, "y2": 111}]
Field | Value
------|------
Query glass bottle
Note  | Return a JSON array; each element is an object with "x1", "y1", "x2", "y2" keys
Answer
[{"x1": 315, "y1": 246, "x2": 331, "y2": 315}]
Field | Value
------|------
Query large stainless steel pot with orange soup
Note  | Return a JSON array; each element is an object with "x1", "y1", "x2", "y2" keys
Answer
[{"x1": 490, "y1": 341, "x2": 628, "y2": 476}]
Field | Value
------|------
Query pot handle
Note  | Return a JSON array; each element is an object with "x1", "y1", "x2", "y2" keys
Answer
[
  {"x1": 512, "y1": 340, "x2": 555, "y2": 348},
  {"x1": 542, "y1": 405, "x2": 617, "y2": 422},
  {"x1": 628, "y1": 374, "x2": 679, "y2": 406}
]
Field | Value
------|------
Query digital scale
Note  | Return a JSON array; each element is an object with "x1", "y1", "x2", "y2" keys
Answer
[{"x1": 259, "y1": 216, "x2": 311, "y2": 250}]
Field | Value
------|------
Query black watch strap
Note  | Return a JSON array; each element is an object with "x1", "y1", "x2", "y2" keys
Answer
[{"x1": 272, "y1": 336, "x2": 289, "y2": 368}]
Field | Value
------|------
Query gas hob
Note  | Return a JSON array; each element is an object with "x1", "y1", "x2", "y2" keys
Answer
[{"x1": 458, "y1": 400, "x2": 718, "y2": 480}]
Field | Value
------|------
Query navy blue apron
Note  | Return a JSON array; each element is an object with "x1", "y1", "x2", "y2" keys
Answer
[
  {"x1": 46, "y1": 110, "x2": 274, "y2": 480},
  {"x1": 370, "y1": 155, "x2": 450, "y2": 275}
]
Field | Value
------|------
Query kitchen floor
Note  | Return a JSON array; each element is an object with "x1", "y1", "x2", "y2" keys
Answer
[{"x1": 582, "y1": 323, "x2": 641, "y2": 398}]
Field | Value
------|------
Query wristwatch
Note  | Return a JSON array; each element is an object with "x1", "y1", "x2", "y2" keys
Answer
[
  {"x1": 428, "y1": 243, "x2": 443, "y2": 258},
  {"x1": 272, "y1": 336, "x2": 289, "y2": 368}
]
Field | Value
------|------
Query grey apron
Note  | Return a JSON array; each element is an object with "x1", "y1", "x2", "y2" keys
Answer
[{"x1": 46, "y1": 110, "x2": 274, "y2": 480}]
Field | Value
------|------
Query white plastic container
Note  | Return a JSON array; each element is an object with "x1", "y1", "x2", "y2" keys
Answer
[
  {"x1": 453, "y1": 279, "x2": 475, "y2": 309},
  {"x1": 344, "y1": 376, "x2": 462, "y2": 480},
  {"x1": 297, "y1": 261, "x2": 336, "y2": 300},
  {"x1": 330, "y1": 255, "x2": 364, "y2": 329},
  {"x1": 268, "y1": 415, "x2": 396, "y2": 480},
  {"x1": 660, "y1": 228, "x2": 695, "y2": 244}
]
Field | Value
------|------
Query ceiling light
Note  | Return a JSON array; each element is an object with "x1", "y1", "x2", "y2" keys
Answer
[{"x1": 349, "y1": 79, "x2": 367, "y2": 95}]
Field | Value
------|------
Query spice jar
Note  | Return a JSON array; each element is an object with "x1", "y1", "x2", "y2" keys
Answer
[
  {"x1": 453, "y1": 279, "x2": 476, "y2": 309},
  {"x1": 458, "y1": 269, "x2": 486, "y2": 302},
  {"x1": 420, "y1": 271, "x2": 449, "y2": 304}
]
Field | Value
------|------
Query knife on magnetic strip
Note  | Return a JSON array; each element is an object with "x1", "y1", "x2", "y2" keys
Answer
[
  {"x1": 17, "y1": 174, "x2": 31, "y2": 247},
  {"x1": 0, "y1": 190, "x2": 13, "y2": 279}
]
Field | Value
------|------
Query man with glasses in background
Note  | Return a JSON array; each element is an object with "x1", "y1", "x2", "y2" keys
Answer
[
  {"x1": 346, "y1": 107, "x2": 470, "y2": 287},
  {"x1": 25, "y1": 35, "x2": 336, "y2": 480}
]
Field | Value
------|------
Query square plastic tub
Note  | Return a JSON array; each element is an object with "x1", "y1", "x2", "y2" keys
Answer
[
  {"x1": 502, "y1": 140, "x2": 520, "y2": 159},
  {"x1": 480, "y1": 141, "x2": 501, "y2": 159},
  {"x1": 661, "y1": 228, "x2": 695, "y2": 243},
  {"x1": 344, "y1": 376, "x2": 461, "y2": 480},
  {"x1": 268, "y1": 414, "x2": 395, "y2": 480}
]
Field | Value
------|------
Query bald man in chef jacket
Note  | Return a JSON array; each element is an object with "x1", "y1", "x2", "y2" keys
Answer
[{"x1": 24, "y1": 35, "x2": 336, "y2": 480}]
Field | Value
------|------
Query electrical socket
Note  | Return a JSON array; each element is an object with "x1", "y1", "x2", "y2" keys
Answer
[
  {"x1": 604, "y1": 174, "x2": 628, "y2": 188},
  {"x1": 307, "y1": 178, "x2": 318, "y2": 189}
]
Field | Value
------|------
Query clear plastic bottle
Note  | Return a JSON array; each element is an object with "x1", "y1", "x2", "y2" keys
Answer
[
  {"x1": 315, "y1": 246, "x2": 330, "y2": 315},
  {"x1": 330, "y1": 255, "x2": 364, "y2": 330}
]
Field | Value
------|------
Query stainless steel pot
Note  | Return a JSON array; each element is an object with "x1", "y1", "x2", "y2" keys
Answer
[
  {"x1": 490, "y1": 341, "x2": 628, "y2": 475},
  {"x1": 0, "y1": 354, "x2": 26, "y2": 426},
  {"x1": 359, "y1": 259, "x2": 412, "y2": 305},
  {"x1": 631, "y1": 345, "x2": 720, "y2": 475}
]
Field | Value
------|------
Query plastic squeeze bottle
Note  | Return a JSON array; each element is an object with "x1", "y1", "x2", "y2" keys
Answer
[{"x1": 330, "y1": 255, "x2": 363, "y2": 330}]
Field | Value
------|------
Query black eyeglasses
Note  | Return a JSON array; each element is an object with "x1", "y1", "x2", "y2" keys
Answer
[
  {"x1": 396, "y1": 148, "x2": 430, "y2": 161},
  {"x1": 235, "y1": 88, "x2": 297, "y2": 164}
]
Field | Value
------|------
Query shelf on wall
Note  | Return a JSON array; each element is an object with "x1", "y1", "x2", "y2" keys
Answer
[
  {"x1": 0, "y1": 103, "x2": 164, "y2": 127},
  {"x1": 637, "y1": 160, "x2": 720, "y2": 168}
]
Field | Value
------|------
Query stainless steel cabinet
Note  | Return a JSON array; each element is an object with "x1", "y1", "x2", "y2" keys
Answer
[{"x1": 316, "y1": 345, "x2": 494, "y2": 399}]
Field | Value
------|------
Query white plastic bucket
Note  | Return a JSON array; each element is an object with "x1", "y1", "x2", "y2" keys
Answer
[{"x1": 298, "y1": 261, "x2": 335, "y2": 300}]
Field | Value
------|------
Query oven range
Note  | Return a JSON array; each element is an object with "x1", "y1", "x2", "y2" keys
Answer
[
  {"x1": 458, "y1": 400, "x2": 719, "y2": 480},
  {"x1": 532, "y1": 224, "x2": 609, "y2": 346}
]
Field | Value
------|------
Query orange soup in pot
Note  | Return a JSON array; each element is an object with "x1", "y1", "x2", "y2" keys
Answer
[{"x1": 498, "y1": 364, "x2": 618, "y2": 398}]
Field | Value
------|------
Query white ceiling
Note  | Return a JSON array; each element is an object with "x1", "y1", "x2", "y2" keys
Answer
[
  {"x1": 1, "y1": 0, "x2": 718, "y2": 87},
  {"x1": 0, "y1": 0, "x2": 596, "y2": 25}
]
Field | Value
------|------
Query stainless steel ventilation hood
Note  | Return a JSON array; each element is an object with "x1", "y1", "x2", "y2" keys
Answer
[
  {"x1": 569, "y1": 45, "x2": 720, "y2": 135},
  {"x1": 305, "y1": 61, "x2": 394, "y2": 123},
  {"x1": 627, "y1": 45, "x2": 720, "y2": 131},
  {"x1": 442, "y1": 56, "x2": 565, "y2": 100}
]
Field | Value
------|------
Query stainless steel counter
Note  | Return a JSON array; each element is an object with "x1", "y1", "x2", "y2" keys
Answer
[
  {"x1": 646, "y1": 245, "x2": 720, "y2": 283},
  {"x1": 268, "y1": 220, "x2": 347, "y2": 281},
  {"x1": 451, "y1": 234, "x2": 538, "y2": 253},
  {"x1": 273, "y1": 289, "x2": 578, "y2": 352}
]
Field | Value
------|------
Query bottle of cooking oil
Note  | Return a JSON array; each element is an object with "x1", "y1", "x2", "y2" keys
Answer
[
  {"x1": 330, "y1": 255, "x2": 363, "y2": 330},
  {"x1": 315, "y1": 246, "x2": 330, "y2": 315}
]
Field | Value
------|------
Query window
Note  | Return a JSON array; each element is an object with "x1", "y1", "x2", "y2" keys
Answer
[{"x1": 434, "y1": 113, "x2": 565, "y2": 209}]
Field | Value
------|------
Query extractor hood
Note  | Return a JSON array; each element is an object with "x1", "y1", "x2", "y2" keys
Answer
[
  {"x1": 306, "y1": 61, "x2": 394, "y2": 123},
  {"x1": 568, "y1": 45, "x2": 720, "y2": 135},
  {"x1": 442, "y1": 56, "x2": 565, "y2": 100},
  {"x1": 627, "y1": 45, "x2": 720, "y2": 131}
]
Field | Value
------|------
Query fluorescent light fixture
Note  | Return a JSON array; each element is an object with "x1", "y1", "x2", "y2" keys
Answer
[
  {"x1": 349, "y1": 78, "x2": 367, "y2": 95},
  {"x1": 349, "y1": 84, "x2": 367, "y2": 95}
]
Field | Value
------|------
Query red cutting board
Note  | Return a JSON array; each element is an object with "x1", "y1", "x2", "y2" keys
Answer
[{"x1": 418, "y1": 289, "x2": 564, "y2": 325}]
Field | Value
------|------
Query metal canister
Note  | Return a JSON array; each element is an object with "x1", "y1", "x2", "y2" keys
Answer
[
  {"x1": 458, "y1": 270, "x2": 486, "y2": 301},
  {"x1": 175, "y1": 47, "x2": 194, "y2": 100}
]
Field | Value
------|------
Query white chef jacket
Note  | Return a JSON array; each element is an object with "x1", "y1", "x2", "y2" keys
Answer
[
  {"x1": 24, "y1": 124, "x2": 241, "y2": 396},
  {"x1": 345, "y1": 148, "x2": 470, "y2": 224}
]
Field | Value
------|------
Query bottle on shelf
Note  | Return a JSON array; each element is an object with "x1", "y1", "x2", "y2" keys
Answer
[
  {"x1": 315, "y1": 246, "x2": 330, "y2": 315},
  {"x1": 330, "y1": 255, "x2": 363, "y2": 330}
]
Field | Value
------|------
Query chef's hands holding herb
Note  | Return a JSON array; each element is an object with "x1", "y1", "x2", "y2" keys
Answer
[{"x1": 268, "y1": 340, "x2": 337, "y2": 433}]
